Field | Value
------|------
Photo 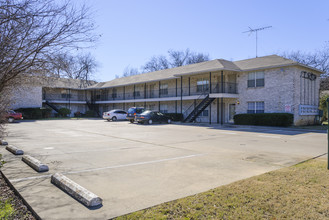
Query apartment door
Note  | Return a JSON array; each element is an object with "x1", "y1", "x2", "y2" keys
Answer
[{"x1": 229, "y1": 104, "x2": 236, "y2": 123}]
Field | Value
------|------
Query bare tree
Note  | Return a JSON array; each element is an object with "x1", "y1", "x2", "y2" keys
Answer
[
  {"x1": 142, "y1": 49, "x2": 210, "y2": 73},
  {"x1": 143, "y1": 55, "x2": 169, "y2": 72},
  {"x1": 47, "y1": 52, "x2": 97, "y2": 84},
  {"x1": 0, "y1": 0, "x2": 97, "y2": 133},
  {"x1": 281, "y1": 48, "x2": 329, "y2": 77}
]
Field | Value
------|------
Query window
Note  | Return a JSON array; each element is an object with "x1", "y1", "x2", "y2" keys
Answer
[
  {"x1": 201, "y1": 109, "x2": 208, "y2": 117},
  {"x1": 248, "y1": 71, "x2": 264, "y2": 88},
  {"x1": 112, "y1": 88, "x2": 117, "y2": 99},
  {"x1": 160, "y1": 83, "x2": 168, "y2": 96},
  {"x1": 61, "y1": 93, "x2": 71, "y2": 99},
  {"x1": 134, "y1": 91, "x2": 140, "y2": 97},
  {"x1": 197, "y1": 79, "x2": 209, "y2": 93},
  {"x1": 247, "y1": 102, "x2": 264, "y2": 114},
  {"x1": 160, "y1": 104, "x2": 168, "y2": 113}
]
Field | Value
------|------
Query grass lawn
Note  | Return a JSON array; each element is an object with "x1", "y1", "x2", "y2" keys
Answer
[{"x1": 116, "y1": 158, "x2": 329, "y2": 219}]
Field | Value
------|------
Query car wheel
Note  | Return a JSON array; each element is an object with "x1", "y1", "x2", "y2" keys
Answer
[
  {"x1": 8, "y1": 118, "x2": 14, "y2": 123},
  {"x1": 112, "y1": 116, "x2": 117, "y2": 121},
  {"x1": 167, "y1": 119, "x2": 171, "y2": 124},
  {"x1": 129, "y1": 119, "x2": 134, "y2": 123},
  {"x1": 148, "y1": 119, "x2": 152, "y2": 124}
]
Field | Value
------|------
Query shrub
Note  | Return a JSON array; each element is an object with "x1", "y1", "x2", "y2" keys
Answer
[
  {"x1": 0, "y1": 154, "x2": 4, "y2": 168},
  {"x1": 41, "y1": 108, "x2": 52, "y2": 118},
  {"x1": 234, "y1": 113, "x2": 294, "y2": 127},
  {"x1": 319, "y1": 94, "x2": 329, "y2": 122},
  {"x1": 164, "y1": 113, "x2": 184, "y2": 121},
  {"x1": 85, "y1": 110, "x2": 96, "y2": 117},
  {"x1": 74, "y1": 111, "x2": 81, "y2": 117},
  {"x1": 58, "y1": 108, "x2": 71, "y2": 117}
]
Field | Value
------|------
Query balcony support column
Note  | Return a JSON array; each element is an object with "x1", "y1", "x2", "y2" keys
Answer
[
  {"x1": 209, "y1": 100, "x2": 212, "y2": 124},
  {"x1": 188, "y1": 77, "x2": 190, "y2": 96},
  {"x1": 123, "y1": 86, "x2": 125, "y2": 100},
  {"x1": 180, "y1": 76, "x2": 183, "y2": 114},
  {"x1": 221, "y1": 97, "x2": 224, "y2": 125},
  {"x1": 221, "y1": 70, "x2": 224, "y2": 93},
  {"x1": 176, "y1": 79, "x2": 178, "y2": 97},
  {"x1": 209, "y1": 72, "x2": 212, "y2": 93},
  {"x1": 217, "y1": 98, "x2": 219, "y2": 124}
]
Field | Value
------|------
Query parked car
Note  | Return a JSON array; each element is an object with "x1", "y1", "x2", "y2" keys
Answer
[
  {"x1": 6, "y1": 110, "x2": 23, "y2": 123},
  {"x1": 127, "y1": 107, "x2": 145, "y2": 123},
  {"x1": 103, "y1": 109, "x2": 127, "y2": 121},
  {"x1": 136, "y1": 110, "x2": 172, "y2": 124}
]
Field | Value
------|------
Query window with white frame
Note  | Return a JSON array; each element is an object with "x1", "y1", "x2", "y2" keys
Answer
[
  {"x1": 134, "y1": 85, "x2": 141, "y2": 97},
  {"x1": 61, "y1": 89, "x2": 71, "y2": 99},
  {"x1": 160, "y1": 83, "x2": 168, "y2": 96},
  {"x1": 199, "y1": 107, "x2": 209, "y2": 117},
  {"x1": 248, "y1": 71, "x2": 264, "y2": 88},
  {"x1": 247, "y1": 102, "x2": 264, "y2": 114},
  {"x1": 197, "y1": 79, "x2": 209, "y2": 92},
  {"x1": 112, "y1": 88, "x2": 117, "y2": 98},
  {"x1": 160, "y1": 104, "x2": 168, "y2": 113},
  {"x1": 148, "y1": 104, "x2": 156, "y2": 110}
]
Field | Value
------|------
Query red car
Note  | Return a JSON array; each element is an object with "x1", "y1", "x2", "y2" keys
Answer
[{"x1": 6, "y1": 110, "x2": 23, "y2": 123}]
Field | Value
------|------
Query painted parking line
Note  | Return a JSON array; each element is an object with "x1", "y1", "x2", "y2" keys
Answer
[
  {"x1": 258, "y1": 135, "x2": 281, "y2": 139},
  {"x1": 9, "y1": 153, "x2": 206, "y2": 183},
  {"x1": 219, "y1": 132, "x2": 237, "y2": 135}
]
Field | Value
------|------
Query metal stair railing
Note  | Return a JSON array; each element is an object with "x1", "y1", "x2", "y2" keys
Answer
[
  {"x1": 189, "y1": 97, "x2": 215, "y2": 122},
  {"x1": 45, "y1": 101, "x2": 60, "y2": 113},
  {"x1": 183, "y1": 89, "x2": 210, "y2": 122}
]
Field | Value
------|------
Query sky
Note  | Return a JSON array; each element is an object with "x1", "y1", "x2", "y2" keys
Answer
[{"x1": 75, "y1": 0, "x2": 329, "y2": 82}]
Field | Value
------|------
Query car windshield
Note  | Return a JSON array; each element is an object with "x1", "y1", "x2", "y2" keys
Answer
[
  {"x1": 136, "y1": 108, "x2": 144, "y2": 114},
  {"x1": 128, "y1": 108, "x2": 135, "y2": 114},
  {"x1": 141, "y1": 110, "x2": 152, "y2": 115}
]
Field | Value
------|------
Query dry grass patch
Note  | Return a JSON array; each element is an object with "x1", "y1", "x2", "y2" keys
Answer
[{"x1": 116, "y1": 158, "x2": 329, "y2": 219}]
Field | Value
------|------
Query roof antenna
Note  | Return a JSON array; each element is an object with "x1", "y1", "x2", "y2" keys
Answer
[{"x1": 243, "y1": 26, "x2": 272, "y2": 58}]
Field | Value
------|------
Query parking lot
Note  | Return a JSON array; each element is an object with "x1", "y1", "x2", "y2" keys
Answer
[{"x1": 0, "y1": 119, "x2": 327, "y2": 219}]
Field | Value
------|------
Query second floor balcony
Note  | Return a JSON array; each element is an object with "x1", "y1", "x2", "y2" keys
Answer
[
  {"x1": 42, "y1": 83, "x2": 238, "y2": 103},
  {"x1": 92, "y1": 82, "x2": 237, "y2": 102}
]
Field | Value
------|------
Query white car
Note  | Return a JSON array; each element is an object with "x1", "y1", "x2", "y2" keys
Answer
[{"x1": 103, "y1": 109, "x2": 127, "y2": 121}]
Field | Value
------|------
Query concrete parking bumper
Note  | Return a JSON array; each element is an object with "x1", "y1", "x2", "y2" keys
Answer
[
  {"x1": 51, "y1": 173, "x2": 103, "y2": 208},
  {"x1": 6, "y1": 145, "x2": 24, "y2": 155},
  {"x1": 0, "y1": 140, "x2": 8, "y2": 145},
  {"x1": 22, "y1": 155, "x2": 49, "y2": 172}
]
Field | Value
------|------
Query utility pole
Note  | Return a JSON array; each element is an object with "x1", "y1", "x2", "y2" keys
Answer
[{"x1": 243, "y1": 26, "x2": 272, "y2": 57}]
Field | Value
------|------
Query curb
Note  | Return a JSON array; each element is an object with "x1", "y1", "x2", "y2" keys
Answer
[
  {"x1": 22, "y1": 155, "x2": 49, "y2": 172},
  {"x1": 6, "y1": 145, "x2": 24, "y2": 155},
  {"x1": 51, "y1": 173, "x2": 102, "y2": 208},
  {"x1": 0, "y1": 170, "x2": 41, "y2": 220}
]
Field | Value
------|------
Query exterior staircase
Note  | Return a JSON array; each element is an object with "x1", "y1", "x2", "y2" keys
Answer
[
  {"x1": 44, "y1": 100, "x2": 60, "y2": 113},
  {"x1": 183, "y1": 94, "x2": 215, "y2": 122},
  {"x1": 86, "y1": 100, "x2": 101, "y2": 117}
]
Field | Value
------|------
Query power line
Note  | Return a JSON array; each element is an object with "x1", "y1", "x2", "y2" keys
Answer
[{"x1": 243, "y1": 26, "x2": 272, "y2": 57}]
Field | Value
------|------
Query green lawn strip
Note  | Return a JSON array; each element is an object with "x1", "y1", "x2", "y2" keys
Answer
[{"x1": 116, "y1": 159, "x2": 329, "y2": 219}]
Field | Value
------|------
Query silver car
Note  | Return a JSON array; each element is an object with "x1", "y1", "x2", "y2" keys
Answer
[{"x1": 103, "y1": 109, "x2": 127, "y2": 121}]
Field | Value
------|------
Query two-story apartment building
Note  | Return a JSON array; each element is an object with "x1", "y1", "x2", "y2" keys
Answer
[{"x1": 14, "y1": 55, "x2": 322, "y2": 125}]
